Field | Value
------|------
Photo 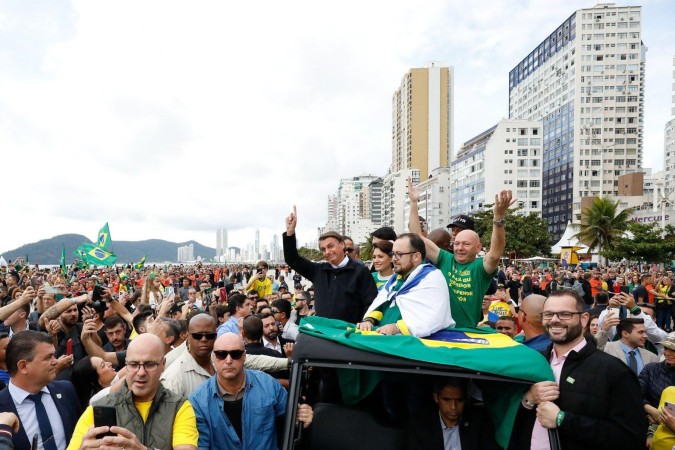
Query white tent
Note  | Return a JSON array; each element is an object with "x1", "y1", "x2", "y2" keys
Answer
[
  {"x1": 0, "y1": 256, "x2": 6, "y2": 267},
  {"x1": 551, "y1": 221, "x2": 590, "y2": 254}
]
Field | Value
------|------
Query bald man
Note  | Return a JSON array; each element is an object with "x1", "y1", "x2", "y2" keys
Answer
[
  {"x1": 190, "y1": 333, "x2": 313, "y2": 449},
  {"x1": 415, "y1": 202, "x2": 512, "y2": 329},
  {"x1": 427, "y1": 228, "x2": 451, "y2": 253},
  {"x1": 69, "y1": 333, "x2": 198, "y2": 450},
  {"x1": 516, "y1": 294, "x2": 551, "y2": 351}
]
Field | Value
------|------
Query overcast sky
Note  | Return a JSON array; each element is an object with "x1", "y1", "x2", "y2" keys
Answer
[{"x1": 2, "y1": 0, "x2": 673, "y2": 254}]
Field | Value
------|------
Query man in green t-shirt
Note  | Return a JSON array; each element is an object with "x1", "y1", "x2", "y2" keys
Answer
[{"x1": 408, "y1": 178, "x2": 514, "y2": 328}]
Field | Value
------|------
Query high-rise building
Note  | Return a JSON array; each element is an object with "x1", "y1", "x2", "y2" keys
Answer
[
  {"x1": 254, "y1": 229, "x2": 260, "y2": 261},
  {"x1": 665, "y1": 56, "x2": 675, "y2": 195},
  {"x1": 392, "y1": 62, "x2": 454, "y2": 181},
  {"x1": 509, "y1": 3, "x2": 646, "y2": 241},
  {"x1": 335, "y1": 175, "x2": 380, "y2": 243},
  {"x1": 405, "y1": 167, "x2": 452, "y2": 232},
  {"x1": 216, "y1": 228, "x2": 228, "y2": 260},
  {"x1": 450, "y1": 120, "x2": 543, "y2": 217},
  {"x1": 177, "y1": 243, "x2": 194, "y2": 262}
]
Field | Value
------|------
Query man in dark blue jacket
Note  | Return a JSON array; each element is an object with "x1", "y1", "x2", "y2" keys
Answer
[
  {"x1": 283, "y1": 206, "x2": 377, "y2": 324},
  {"x1": 0, "y1": 330, "x2": 81, "y2": 450}
]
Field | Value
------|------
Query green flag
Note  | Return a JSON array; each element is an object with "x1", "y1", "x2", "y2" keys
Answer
[
  {"x1": 134, "y1": 256, "x2": 146, "y2": 270},
  {"x1": 97, "y1": 223, "x2": 112, "y2": 249},
  {"x1": 73, "y1": 247, "x2": 90, "y2": 270},
  {"x1": 298, "y1": 316, "x2": 554, "y2": 448},
  {"x1": 81, "y1": 242, "x2": 117, "y2": 267},
  {"x1": 60, "y1": 244, "x2": 67, "y2": 277}
]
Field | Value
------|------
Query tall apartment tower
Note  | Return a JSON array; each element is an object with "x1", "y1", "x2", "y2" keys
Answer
[
  {"x1": 392, "y1": 62, "x2": 454, "y2": 181},
  {"x1": 215, "y1": 228, "x2": 228, "y2": 259},
  {"x1": 665, "y1": 55, "x2": 675, "y2": 195},
  {"x1": 509, "y1": 3, "x2": 646, "y2": 241}
]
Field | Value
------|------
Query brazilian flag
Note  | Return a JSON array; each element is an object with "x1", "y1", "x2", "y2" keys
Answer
[
  {"x1": 134, "y1": 256, "x2": 146, "y2": 270},
  {"x1": 60, "y1": 244, "x2": 67, "y2": 277},
  {"x1": 73, "y1": 247, "x2": 90, "y2": 270},
  {"x1": 81, "y1": 242, "x2": 117, "y2": 267},
  {"x1": 299, "y1": 316, "x2": 554, "y2": 448},
  {"x1": 97, "y1": 223, "x2": 112, "y2": 249}
]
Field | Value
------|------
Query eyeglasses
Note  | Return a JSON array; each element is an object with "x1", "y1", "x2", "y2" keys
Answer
[
  {"x1": 126, "y1": 360, "x2": 162, "y2": 372},
  {"x1": 390, "y1": 251, "x2": 417, "y2": 260},
  {"x1": 345, "y1": 248, "x2": 354, "y2": 253},
  {"x1": 541, "y1": 311, "x2": 585, "y2": 321},
  {"x1": 190, "y1": 332, "x2": 217, "y2": 340},
  {"x1": 271, "y1": 309, "x2": 280, "y2": 314},
  {"x1": 213, "y1": 349, "x2": 246, "y2": 360}
]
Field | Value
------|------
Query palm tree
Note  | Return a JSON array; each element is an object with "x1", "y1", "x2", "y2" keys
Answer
[{"x1": 574, "y1": 196, "x2": 632, "y2": 261}]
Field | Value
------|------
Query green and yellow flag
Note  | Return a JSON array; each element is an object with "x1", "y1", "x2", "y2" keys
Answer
[
  {"x1": 97, "y1": 223, "x2": 112, "y2": 249},
  {"x1": 134, "y1": 256, "x2": 146, "y2": 270},
  {"x1": 299, "y1": 316, "x2": 554, "y2": 448},
  {"x1": 81, "y1": 242, "x2": 117, "y2": 267}
]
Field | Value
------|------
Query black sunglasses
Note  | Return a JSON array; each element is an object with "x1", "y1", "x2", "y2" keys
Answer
[
  {"x1": 213, "y1": 349, "x2": 246, "y2": 360},
  {"x1": 190, "y1": 332, "x2": 217, "y2": 341}
]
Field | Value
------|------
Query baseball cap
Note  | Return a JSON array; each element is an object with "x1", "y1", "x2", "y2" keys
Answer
[
  {"x1": 660, "y1": 332, "x2": 675, "y2": 351},
  {"x1": 447, "y1": 215, "x2": 475, "y2": 231}
]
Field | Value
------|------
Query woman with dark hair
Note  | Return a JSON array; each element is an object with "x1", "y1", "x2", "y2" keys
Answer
[
  {"x1": 71, "y1": 356, "x2": 117, "y2": 409},
  {"x1": 371, "y1": 240, "x2": 394, "y2": 290}
]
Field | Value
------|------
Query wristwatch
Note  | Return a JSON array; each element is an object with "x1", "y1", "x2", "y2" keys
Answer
[{"x1": 493, "y1": 219, "x2": 506, "y2": 227}]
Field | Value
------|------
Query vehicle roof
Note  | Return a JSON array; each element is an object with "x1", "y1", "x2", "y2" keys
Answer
[{"x1": 292, "y1": 333, "x2": 531, "y2": 384}]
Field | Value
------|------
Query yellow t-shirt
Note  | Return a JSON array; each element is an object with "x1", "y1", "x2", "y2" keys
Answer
[
  {"x1": 249, "y1": 277, "x2": 272, "y2": 298},
  {"x1": 652, "y1": 387, "x2": 675, "y2": 450},
  {"x1": 67, "y1": 399, "x2": 198, "y2": 449}
]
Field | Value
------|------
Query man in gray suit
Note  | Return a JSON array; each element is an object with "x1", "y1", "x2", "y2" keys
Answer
[{"x1": 603, "y1": 318, "x2": 658, "y2": 375}]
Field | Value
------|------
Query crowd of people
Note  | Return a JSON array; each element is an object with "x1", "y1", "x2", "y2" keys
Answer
[{"x1": 0, "y1": 182, "x2": 673, "y2": 449}]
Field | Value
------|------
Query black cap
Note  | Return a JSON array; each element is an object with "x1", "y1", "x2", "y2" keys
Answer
[{"x1": 447, "y1": 215, "x2": 475, "y2": 231}]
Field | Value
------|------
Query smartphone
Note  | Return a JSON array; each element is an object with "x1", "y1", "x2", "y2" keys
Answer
[
  {"x1": 606, "y1": 307, "x2": 620, "y2": 317},
  {"x1": 665, "y1": 402, "x2": 675, "y2": 415},
  {"x1": 93, "y1": 405, "x2": 117, "y2": 438},
  {"x1": 164, "y1": 286, "x2": 174, "y2": 296},
  {"x1": 66, "y1": 339, "x2": 73, "y2": 356},
  {"x1": 92, "y1": 285, "x2": 104, "y2": 302},
  {"x1": 43, "y1": 283, "x2": 60, "y2": 295}
]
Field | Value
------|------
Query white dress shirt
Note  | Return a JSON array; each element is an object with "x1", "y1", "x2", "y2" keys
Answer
[{"x1": 9, "y1": 381, "x2": 67, "y2": 450}]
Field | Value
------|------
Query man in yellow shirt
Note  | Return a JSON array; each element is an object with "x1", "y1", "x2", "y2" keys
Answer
[
  {"x1": 245, "y1": 261, "x2": 272, "y2": 299},
  {"x1": 67, "y1": 333, "x2": 198, "y2": 450}
]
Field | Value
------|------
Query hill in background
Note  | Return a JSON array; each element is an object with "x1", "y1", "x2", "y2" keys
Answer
[{"x1": 1, "y1": 234, "x2": 215, "y2": 265}]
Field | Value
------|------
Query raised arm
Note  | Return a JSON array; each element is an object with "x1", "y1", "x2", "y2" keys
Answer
[
  {"x1": 407, "y1": 177, "x2": 422, "y2": 235},
  {"x1": 283, "y1": 205, "x2": 315, "y2": 280},
  {"x1": 0, "y1": 287, "x2": 35, "y2": 321},
  {"x1": 484, "y1": 190, "x2": 515, "y2": 274}
]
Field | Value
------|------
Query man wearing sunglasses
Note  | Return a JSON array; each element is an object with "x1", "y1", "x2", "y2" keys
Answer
[
  {"x1": 161, "y1": 313, "x2": 217, "y2": 398},
  {"x1": 71, "y1": 333, "x2": 199, "y2": 450},
  {"x1": 190, "y1": 333, "x2": 313, "y2": 449}
]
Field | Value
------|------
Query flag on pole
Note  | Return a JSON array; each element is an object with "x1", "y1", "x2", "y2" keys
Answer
[
  {"x1": 60, "y1": 245, "x2": 67, "y2": 277},
  {"x1": 81, "y1": 242, "x2": 117, "y2": 267},
  {"x1": 134, "y1": 256, "x2": 146, "y2": 270},
  {"x1": 97, "y1": 223, "x2": 112, "y2": 249}
]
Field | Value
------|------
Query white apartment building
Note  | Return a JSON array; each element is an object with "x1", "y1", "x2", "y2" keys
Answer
[
  {"x1": 335, "y1": 174, "x2": 380, "y2": 241},
  {"x1": 382, "y1": 169, "x2": 419, "y2": 234},
  {"x1": 404, "y1": 167, "x2": 452, "y2": 232},
  {"x1": 509, "y1": 3, "x2": 646, "y2": 241},
  {"x1": 665, "y1": 56, "x2": 675, "y2": 195},
  {"x1": 450, "y1": 120, "x2": 543, "y2": 216}
]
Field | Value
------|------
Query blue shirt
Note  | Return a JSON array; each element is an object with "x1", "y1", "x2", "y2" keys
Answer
[
  {"x1": 217, "y1": 316, "x2": 240, "y2": 337},
  {"x1": 189, "y1": 370, "x2": 287, "y2": 450},
  {"x1": 619, "y1": 341, "x2": 644, "y2": 374}
]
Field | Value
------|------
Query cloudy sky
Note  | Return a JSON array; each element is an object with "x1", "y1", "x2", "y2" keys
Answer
[{"x1": 2, "y1": 0, "x2": 673, "y2": 254}]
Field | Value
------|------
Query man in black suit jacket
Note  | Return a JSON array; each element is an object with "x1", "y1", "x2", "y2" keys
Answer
[
  {"x1": 0, "y1": 330, "x2": 81, "y2": 450},
  {"x1": 407, "y1": 377, "x2": 500, "y2": 450}
]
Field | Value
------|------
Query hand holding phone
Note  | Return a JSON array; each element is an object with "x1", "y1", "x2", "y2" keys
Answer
[{"x1": 93, "y1": 405, "x2": 117, "y2": 439}]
